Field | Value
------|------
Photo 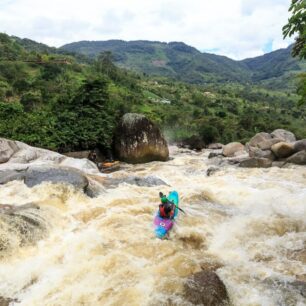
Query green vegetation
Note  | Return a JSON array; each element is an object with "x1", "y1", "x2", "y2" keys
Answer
[
  {"x1": 61, "y1": 40, "x2": 305, "y2": 90},
  {"x1": 0, "y1": 33, "x2": 305, "y2": 154},
  {"x1": 283, "y1": 0, "x2": 306, "y2": 105}
]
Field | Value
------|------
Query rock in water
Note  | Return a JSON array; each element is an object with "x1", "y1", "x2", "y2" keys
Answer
[
  {"x1": 293, "y1": 139, "x2": 306, "y2": 152},
  {"x1": 222, "y1": 142, "x2": 245, "y2": 157},
  {"x1": 114, "y1": 113, "x2": 169, "y2": 163},
  {"x1": 0, "y1": 138, "x2": 18, "y2": 164},
  {"x1": 271, "y1": 142, "x2": 295, "y2": 158},
  {"x1": 184, "y1": 271, "x2": 229, "y2": 306},
  {"x1": 287, "y1": 151, "x2": 306, "y2": 165},
  {"x1": 271, "y1": 129, "x2": 296, "y2": 143},
  {"x1": 239, "y1": 157, "x2": 272, "y2": 168},
  {"x1": 248, "y1": 132, "x2": 272, "y2": 147}
]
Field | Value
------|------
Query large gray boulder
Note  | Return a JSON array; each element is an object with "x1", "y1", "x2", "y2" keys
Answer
[
  {"x1": 271, "y1": 129, "x2": 296, "y2": 143},
  {"x1": 239, "y1": 157, "x2": 272, "y2": 168},
  {"x1": 257, "y1": 138, "x2": 282, "y2": 150},
  {"x1": 0, "y1": 166, "x2": 90, "y2": 194},
  {"x1": 287, "y1": 151, "x2": 306, "y2": 165},
  {"x1": 222, "y1": 142, "x2": 245, "y2": 157},
  {"x1": 0, "y1": 138, "x2": 18, "y2": 163},
  {"x1": 293, "y1": 139, "x2": 306, "y2": 152},
  {"x1": 249, "y1": 132, "x2": 272, "y2": 147},
  {"x1": 271, "y1": 142, "x2": 295, "y2": 158},
  {"x1": 24, "y1": 166, "x2": 89, "y2": 190},
  {"x1": 183, "y1": 271, "x2": 229, "y2": 306},
  {"x1": 114, "y1": 113, "x2": 169, "y2": 163}
]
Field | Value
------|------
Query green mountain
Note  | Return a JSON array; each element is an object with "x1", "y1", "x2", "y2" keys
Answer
[
  {"x1": 60, "y1": 40, "x2": 305, "y2": 88},
  {"x1": 0, "y1": 32, "x2": 305, "y2": 153}
]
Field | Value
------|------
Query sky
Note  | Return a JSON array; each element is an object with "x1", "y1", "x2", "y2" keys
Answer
[{"x1": 0, "y1": 0, "x2": 294, "y2": 60}]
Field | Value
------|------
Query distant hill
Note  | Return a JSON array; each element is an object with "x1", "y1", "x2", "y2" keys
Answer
[{"x1": 60, "y1": 40, "x2": 305, "y2": 88}]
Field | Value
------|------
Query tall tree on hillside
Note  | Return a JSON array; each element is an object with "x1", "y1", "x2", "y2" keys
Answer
[
  {"x1": 283, "y1": 0, "x2": 306, "y2": 59},
  {"x1": 283, "y1": 0, "x2": 306, "y2": 105}
]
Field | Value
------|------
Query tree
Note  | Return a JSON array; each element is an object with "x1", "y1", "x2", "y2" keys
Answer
[
  {"x1": 283, "y1": 0, "x2": 306, "y2": 105},
  {"x1": 283, "y1": 0, "x2": 306, "y2": 59}
]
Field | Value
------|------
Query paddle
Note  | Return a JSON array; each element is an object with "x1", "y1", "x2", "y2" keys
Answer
[{"x1": 159, "y1": 192, "x2": 187, "y2": 215}]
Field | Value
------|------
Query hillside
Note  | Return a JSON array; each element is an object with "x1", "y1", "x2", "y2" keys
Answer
[
  {"x1": 61, "y1": 40, "x2": 305, "y2": 89},
  {"x1": 0, "y1": 33, "x2": 305, "y2": 153}
]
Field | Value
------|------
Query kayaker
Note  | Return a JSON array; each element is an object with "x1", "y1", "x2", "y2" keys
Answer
[{"x1": 158, "y1": 192, "x2": 175, "y2": 219}]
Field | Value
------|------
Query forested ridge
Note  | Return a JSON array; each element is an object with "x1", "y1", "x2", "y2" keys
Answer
[{"x1": 0, "y1": 33, "x2": 305, "y2": 154}]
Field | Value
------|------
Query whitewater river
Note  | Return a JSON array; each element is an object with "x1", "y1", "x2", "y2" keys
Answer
[{"x1": 0, "y1": 147, "x2": 305, "y2": 306}]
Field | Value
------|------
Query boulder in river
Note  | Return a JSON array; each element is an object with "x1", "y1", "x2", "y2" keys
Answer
[
  {"x1": 208, "y1": 143, "x2": 224, "y2": 150},
  {"x1": 271, "y1": 129, "x2": 296, "y2": 143},
  {"x1": 286, "y1": 151, "x2": 306, "y2": 165},
  {"x1": 222, "y1": 142, "x2": 245, "y2": 157},
  {"x1": 239, "y1": 157, "x2": 272, "y2": 168},
  {"x1": 248, "y1": 147, "x2": 275, "y2": 160},
  {"x1": 293, "y1": 139, "x2": 306, "y2": 152},
  {"x1": 114, "y1": 113, "x2": 169, "y2": 163},
  {"x1": 183, "y1": 270, "x2": 229, "y2": 306},
  {"x1": 257, "y1": 138, "x2": 282, "y2": 150},
  {"x1": 248, "y1": 132, "x2": 272, "y2": 147},
  {"x1": 180, "y1": 135, "x2": 206, "y2": 151},
  {"x1": 271, "y1": 142, "x2": 295, "y2": 158},
  {"x1": 0, "y1": 138, "x2": 18, "y2": 164}
]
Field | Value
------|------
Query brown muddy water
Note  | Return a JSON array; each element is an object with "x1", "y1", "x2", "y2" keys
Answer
[{"x1": 0, "y1": 147, "x2": 305, "y2": 306}]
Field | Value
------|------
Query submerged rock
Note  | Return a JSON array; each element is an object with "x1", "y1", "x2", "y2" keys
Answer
[
  {"x1": 114, "y1": 113, "x2": 169, "y2": 163},
  {"x1": 183, "y1": 271, "x2": 229, "y2": 306},
  {"x1": 239, "y1": 157, "x2": 272, "y2": 168},
  {"x1": 222, "y1": 142, "x2": 245, "y2": 157},
  {"x1": 271, "y1": 129, "x2": 296, "y2": 143},
  {"x1": 102, "y1": 175, "x2": 168, "y2": 188}
]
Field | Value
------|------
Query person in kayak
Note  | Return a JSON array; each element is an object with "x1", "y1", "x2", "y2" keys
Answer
[{"x1": 158, "y1": 192, "x2": 175, "y2": 219}]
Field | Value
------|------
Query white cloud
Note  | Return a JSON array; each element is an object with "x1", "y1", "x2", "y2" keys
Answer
[{"x1": 0, "y1": 0, "x2": 294, "y2": 59}]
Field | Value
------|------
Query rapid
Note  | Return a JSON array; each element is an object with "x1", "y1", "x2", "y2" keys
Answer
[{"x1": 0, "y1": 147, "x2": 305, "y2": 306}]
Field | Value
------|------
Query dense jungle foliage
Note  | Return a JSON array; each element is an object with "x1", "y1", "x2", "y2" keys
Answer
[{"x1": 0, "y1": 33, "x2": 305, "y2": 153}]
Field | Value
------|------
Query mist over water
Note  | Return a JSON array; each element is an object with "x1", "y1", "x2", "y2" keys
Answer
[{"x1": 0, "y1": 147, "x2": 305, "y2": 305}]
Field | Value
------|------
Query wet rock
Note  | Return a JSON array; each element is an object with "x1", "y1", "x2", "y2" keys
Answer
[
  {"x1": 222, "y1": 142, "x2": 245, "y2": 157},
  {"x1": 0, "y1": 166, "x2": 96, "y2": 196},
  {"x1": 0, "y1": 138, "x2": 19, "y2": 164},
  {"x1": 24, "y1": 166, "x2": 89, "y2": 191},
  {"x1": 0, "y1": 297, "x2": 18, "y2": 306},
  {"x1": 289, "y1": 280, "x2": 306, "y2": 297},
  {"x1": 207, "y1": 166, "x2": 219, "y2": 176},
  {"x1": 180, "y1": 135, "x2": 206, "y2": 151},
  {"x1": 271, "y1": 142, "x2": 295, "y2": 158},
  {"x1": 271, "y1": 129, "x2": 296, "y2": 143},
  {"x1": 286, "y1": 151, "x2": 306, "y2": 165},
  {"x1": 293, "y1": 139, "x2": 306, "y2": 152},
  {"x1": 208, "y1": 143, "x2": 224, "y2": 150},
  {"x1": 248, "y1": 147, "x2": 275, "y2": 160},
  {"x1": 0, "y1": 138, "x2": 99, "y2": 174},
  {"x1": 183, "y1": 271, "x2": 229, "y2": 306},
  {"x1": 257, "y1": 138, "x2": 282, "y2": 150},
  {"x1": 249, "y1": 132, "x2": 272, "y2": 147},
  {"x1": 102, "y1": 175, "x2": 168, "y2": 188},
  {"x1": 272, "y1": 161, "x2": 286, "y2": 168},
  {"x1": 208, "y1": 152, "x2": 223, "y2": 159},
  {"x1": 239, "y1": 157, "x2": 272, "y2": 168},
  {"x1": 0, "y1": 204, "x2": 45, "y2": 255},
  {"x1": 114, "y1": 113, "x2": 169, "y2": 163},
  {"x1": 0, "y1": 170, "x2": 26, "y2": 184}
]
